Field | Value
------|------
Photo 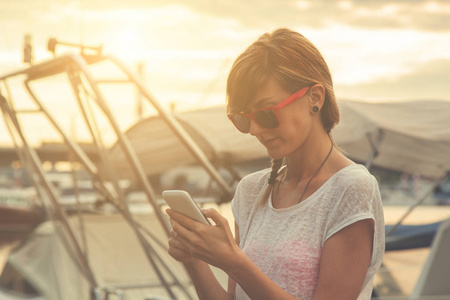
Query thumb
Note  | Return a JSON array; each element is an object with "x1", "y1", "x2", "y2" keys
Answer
[{"x1": 201, "y1": 208, "x2": 227, "y2": 227}]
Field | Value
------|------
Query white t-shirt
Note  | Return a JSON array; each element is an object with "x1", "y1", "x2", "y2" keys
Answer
[{"x1": 231, "y1": 164, "x2": 385, "y2": 300}]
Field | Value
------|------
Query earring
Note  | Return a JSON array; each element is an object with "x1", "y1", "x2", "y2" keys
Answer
[{"x1": 312, "y1": 106, "x2": 319, "y2": 113}]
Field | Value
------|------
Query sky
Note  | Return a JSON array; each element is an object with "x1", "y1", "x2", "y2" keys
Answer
[{"x1": 0, "y1": 0, "x2": 450, "y2": 145}]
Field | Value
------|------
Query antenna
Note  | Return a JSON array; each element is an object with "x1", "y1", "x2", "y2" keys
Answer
[{"x1": 23, "y1": 34, "x2": 33, "y2": 65}]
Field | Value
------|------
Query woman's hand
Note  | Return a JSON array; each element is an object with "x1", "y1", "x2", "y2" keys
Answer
[
  {"x1": 168, "y1": 227, "x2": 198, "y2": 264},
  {"x1": 166, "y1": 208, "x2": 241, "y2": 271}
]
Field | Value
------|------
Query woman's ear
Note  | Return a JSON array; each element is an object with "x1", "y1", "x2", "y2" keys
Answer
[{"x1": 309, "y1": 84, "x2": 325, "y2": 113}]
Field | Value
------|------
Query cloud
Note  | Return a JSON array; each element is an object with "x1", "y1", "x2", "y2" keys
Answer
[
  {"x1": 332, "y1": 0, "x2": 450, "y2": 32},
  {"x1": 336, "y1": 58, "x2": 450, "y2": 100},
  {"x1": 1, "y1": 0, "x2": 449, "y2": 103},
  {"x1": 128, "y1": 0, "x2": 450, "y2": 32},
  {"x1": 0, "y1": 0, "x2": 83, "y2": 63},
  {"x1": 3, "y1": 0, "x2": 450, "y2": 34},
  {"x1": 154, "y1": 57, "x2": 450, "y2": 106}
]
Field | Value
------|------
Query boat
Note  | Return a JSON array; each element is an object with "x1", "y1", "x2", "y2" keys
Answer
[
  {"x1": 0, "y1": 37, "x2": 449, "y2": 299},
  {"x1": 0, "y1": 187, "x2": 44, "y2": 241},
  {"x1": 0, "y1": 204, "x2": 44, "y2": 241},
  {"x1": 0, "y1": 37, "x2": 233, "y2": 300}
]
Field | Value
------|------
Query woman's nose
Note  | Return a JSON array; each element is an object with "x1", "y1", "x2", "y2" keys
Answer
[{"x1": 248, "y1": 119, "x2": 265, "y2": 136}]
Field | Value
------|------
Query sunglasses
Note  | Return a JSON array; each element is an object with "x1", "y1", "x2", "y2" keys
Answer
[{"x1": 227, "y1": 86, "x2": 310, "y2": 133}]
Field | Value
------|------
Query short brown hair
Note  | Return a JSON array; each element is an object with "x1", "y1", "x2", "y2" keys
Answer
[{"x1": 226, "y1": 28, "x2": 339, "y2": 132}]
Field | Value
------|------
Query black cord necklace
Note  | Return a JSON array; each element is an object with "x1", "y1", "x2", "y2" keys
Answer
[{"x1": 274, "y1": 137, "x2": 334, "y2": 206}]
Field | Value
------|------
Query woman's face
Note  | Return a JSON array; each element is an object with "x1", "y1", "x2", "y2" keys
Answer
[{"x1": 247, "y1": 78, "x2": 313, "y2": 159}]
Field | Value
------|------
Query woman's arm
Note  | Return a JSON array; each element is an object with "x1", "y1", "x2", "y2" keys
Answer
[
  {"x1": 182, "y1": 259, "x2": 233, "y2": 300},
  {"x1": 167, "y1": 209, "x2": 234, "y2": 300},
  {"x1": 227, "y1": 223, "x2": 238, "y2": 295},
  {"x1": 181, "y1": 222, "x2": 240, "y2": 299},
  {"x1": 313, "y1": 219, "x2": 374, "y2": 300},
  {"x1": 181, "y1": 223, "x2": 243, "y2": 300}
]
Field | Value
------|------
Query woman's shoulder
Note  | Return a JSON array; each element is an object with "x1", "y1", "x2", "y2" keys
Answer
[
  {"x1": 232, "y1": 168, "x2": 272, "y2": 202},
  {"x1": 324, "y1": 164, "x2": 383, "y2": 220},
  {"x1": 238, "y1": 168, "x2": 272, "y2": 190},
  {"x1": 232, "y1": 168, "x2": 272, "y2": 218},
  {"x1": 330, "y1": 163, "x2": 378, "y2": 192}
]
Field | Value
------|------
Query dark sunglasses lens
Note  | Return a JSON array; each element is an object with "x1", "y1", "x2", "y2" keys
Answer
[
  {"x1": 230, "y1": 115, "x2": 250, "y2": 133},
  {"x1": 254, "y1": 109, "x2": 279, "y2": 129}
]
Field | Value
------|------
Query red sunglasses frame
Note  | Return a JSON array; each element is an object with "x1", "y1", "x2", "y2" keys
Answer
[{"x1": 228, "y1": 86, "x2": 310, "y2": 133}]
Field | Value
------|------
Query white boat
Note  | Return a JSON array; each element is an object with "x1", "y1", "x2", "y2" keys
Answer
[{"x1": 1, "y1": 38, "x2": 450, "y2": 299}]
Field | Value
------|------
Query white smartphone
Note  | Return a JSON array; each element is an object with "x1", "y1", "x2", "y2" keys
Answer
[{"x1": 162, "y1": 190, "x2": 210, "y2": 225}]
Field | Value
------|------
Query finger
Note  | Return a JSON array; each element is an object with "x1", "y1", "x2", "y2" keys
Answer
[
  {"x1": 169, "y1": 236, "x2": 189, "y2": 251},
  {"x1": 171, "y1": 236, "x2": 197, "y2": 259},
  {"x1": 169, "y1": 229, "x2": 192, "y2": 251},
  {"x1": 168, "y1": 242, "x2": 192, "y2": 259},
  {"x1": 170, "y1": 218, "x2": 195, "y2": 241},
  {"x1": 170, "y1": 220, "x2": 204, "y2": 254},
  {"x1": 201, "y1": 208, "x2": 228, "y2": 227},
  {"x1": 166, "y1": 208, "x2": 202, "y2": 230}
]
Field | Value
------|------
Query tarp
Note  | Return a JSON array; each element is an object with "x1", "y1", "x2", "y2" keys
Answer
[
  {"x1": 110, "y1": 99, "x2": 450, "y2": 179},
  {"x1": 109, "y1": 105, "x2": 267, "y2": 178},
  {"x1": 337, "y1": 99, "x2": 450, "y2": 178},
  {"x1": 2, "y1": 214, "x2": 209, "y2": 300}
]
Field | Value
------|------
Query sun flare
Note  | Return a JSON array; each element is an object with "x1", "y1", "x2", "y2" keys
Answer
[{"x1": 104, "y1": 28, "x2": 143, "y2": 62}]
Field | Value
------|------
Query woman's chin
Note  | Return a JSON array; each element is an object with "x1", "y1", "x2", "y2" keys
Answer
[{"x1": 266, "y1": 149, "x2": 284, "y2": 160}]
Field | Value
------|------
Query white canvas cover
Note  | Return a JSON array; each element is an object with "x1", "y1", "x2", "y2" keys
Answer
[
  {"x1": 5, "y1": 214, "x2": 201, "y2": 300},
  {"x1": 109, "y1": 105, "x2": 267, "y2": 178},
  {"x1": 110, "y1": 99, "x2": 450, "y2": 179},
  {"x1": 337, "y1": 99, "x2": 450, "y2": 178}
]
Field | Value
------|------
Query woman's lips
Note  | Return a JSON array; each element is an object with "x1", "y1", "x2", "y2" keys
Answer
[{"x1": 260, "y1": 137, "x2": 278, "y2": 148}]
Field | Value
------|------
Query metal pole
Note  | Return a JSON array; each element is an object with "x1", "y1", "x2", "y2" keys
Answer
[
  {"x1": 365, "y1": 128, "x2": 384, "y2": 170},
  {"x1": 0, "y1": 95, "x2": 98, "y2": 289},
  {"x1": 24, "y1": 73, "x2": 181, "y2": 300},
  {"x1": 386, "y1": 172, "x2": 449, "y2": 237},
  {"x1": 22, "y1": 80, "x2": 120, "y2": 202},
  {"x1": 66, "y1": 54, "x2": 172, "y2": 235},
  {"x1": 64, "y1": 59, "x2": 192, "y2": 299},
  {"x1": 109, "y1": 55, "x2": 234, "y2": 198}
]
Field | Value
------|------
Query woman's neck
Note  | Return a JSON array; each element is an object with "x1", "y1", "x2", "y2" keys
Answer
[{"x1": 284, "y1": 131, "x2": 334, "y2": 182}]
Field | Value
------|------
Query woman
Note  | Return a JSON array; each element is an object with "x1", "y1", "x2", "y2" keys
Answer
[{"x1": 166, "y1": 28, "x2": 384, "y2": 300}]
